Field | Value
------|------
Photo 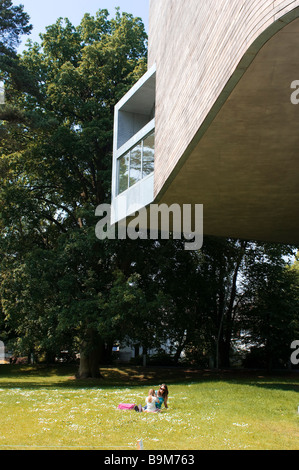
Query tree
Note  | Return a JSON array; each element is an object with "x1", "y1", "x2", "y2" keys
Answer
[
  {"x1": 188, "y1": 237, "x2": 250, "y2": 368},
  {"x1": 0, "y1": 0, "x2": 31, "y2": 56},
  {"x1": 113, "y1": 238, "x2": 200, "y2": 363},
  {"x1": 179, "y1": 238, "x2": 298, "y2": 369},
  {"x1": 240, "y1": 249, "x2": 299, "y2": 369},
  {"x1": 0, "y1": 9, "x2": 148, "y2": 377},
  {"x1": 0, "y1": 0, "x2": 38, "y2": 95}
]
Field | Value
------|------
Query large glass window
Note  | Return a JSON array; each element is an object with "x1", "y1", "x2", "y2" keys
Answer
[{"x1": 117, "y1": 131, "x2": 155, "y2": 195}]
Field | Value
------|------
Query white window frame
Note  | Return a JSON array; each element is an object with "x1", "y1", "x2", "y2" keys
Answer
[{"x1": 111, "y1": 65, "x2": 156, "y2": 225}]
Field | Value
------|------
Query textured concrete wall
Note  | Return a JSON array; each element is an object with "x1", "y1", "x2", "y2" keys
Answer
[{"x1": 148, "y1": 0, "x2": 299, "y2": 198}]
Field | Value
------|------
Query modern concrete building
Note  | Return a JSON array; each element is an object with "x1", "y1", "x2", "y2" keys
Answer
[{"x1": 111, "y1": 0, "x2": 299, "y2": 245}]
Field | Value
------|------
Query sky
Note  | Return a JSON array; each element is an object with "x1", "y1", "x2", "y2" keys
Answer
[{"x1": 12, "y1": 0, "x2": 149, "y2": 52}]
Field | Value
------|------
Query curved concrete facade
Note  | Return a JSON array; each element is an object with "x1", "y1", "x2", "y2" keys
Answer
[{"x1": 148, "y1": 0, "x2": 299, "y2": 244}]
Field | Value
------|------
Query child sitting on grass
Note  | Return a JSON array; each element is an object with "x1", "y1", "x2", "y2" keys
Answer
[{"x1": 144, "y1": 389, "x2": 159, "y2": 412}]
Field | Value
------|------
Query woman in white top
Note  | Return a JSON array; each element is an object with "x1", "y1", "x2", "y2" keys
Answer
[{"x1": 145, "y1": 389, "x2": 158, "y2": 412}]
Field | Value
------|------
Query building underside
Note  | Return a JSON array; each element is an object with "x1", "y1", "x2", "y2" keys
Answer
[
  {"x1": 155, "y1": 17, "x2": 299, "y2": 245},
  {"x1": 112, "y1": 2, "x2": 299, "y2": 246}
]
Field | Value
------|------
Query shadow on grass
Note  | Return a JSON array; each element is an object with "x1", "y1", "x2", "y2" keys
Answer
[{"x1": 0, "y1": 364, "x2": 298, "y2": 393}]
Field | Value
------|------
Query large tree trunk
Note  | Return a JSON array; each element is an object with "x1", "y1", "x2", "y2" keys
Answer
[
  {"x1": 76, "y1": 328, "x2": 103, "y2": 379},
  {"x1": 217, "y1": 337, "x2": 231, "y2": 368},
  {"x1": 173, "y1": 332, "x2": 187, "y2": 365}
]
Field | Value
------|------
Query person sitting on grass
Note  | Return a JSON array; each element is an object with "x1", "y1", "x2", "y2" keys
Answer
[
  {"x1": 144, "y1": 389, "x2": 159, "y2": 412},
  {"x1": 155, "y1": 384, "x2": 169, "y2": 410},
  {"x1": 134, "y1": 384, "x2": 169, "y2": 412}
]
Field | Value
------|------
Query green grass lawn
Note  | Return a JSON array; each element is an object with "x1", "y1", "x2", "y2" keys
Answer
[{"x1": 0, "y1": 365, "x2": 298, "y2": 450}]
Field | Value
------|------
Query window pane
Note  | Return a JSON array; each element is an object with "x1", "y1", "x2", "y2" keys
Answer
[
  {"x1": 142, "y1": 132, "x2": 155, "y2": 177},
  {"x1": 118, "y1": 152, "x2": 129, "y2": 194},
  {"x1": 129, "y1": 143, "x2": 142, "y2": 187}
]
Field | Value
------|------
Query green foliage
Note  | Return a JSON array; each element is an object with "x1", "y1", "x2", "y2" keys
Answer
[
  {"x1": 0, "y1": 8, "x2": 148, "y2": 371},
  {"x1": 235, "y1": 245, "x2": 299, "y2": 367},
  {"x1": 0, "y1": 0, "x2": 32, "y2": 56},
  {"x1": 0, "y1": 0, "x2": 38, "y2": 96}
]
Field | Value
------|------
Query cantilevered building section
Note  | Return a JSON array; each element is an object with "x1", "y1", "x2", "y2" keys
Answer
[
  {"x1": 111, "y1": 0, "x2": 299, "y2": 245},
  {"x1": 111, "y1": 65, "x2": 156, "y2": 225}
]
